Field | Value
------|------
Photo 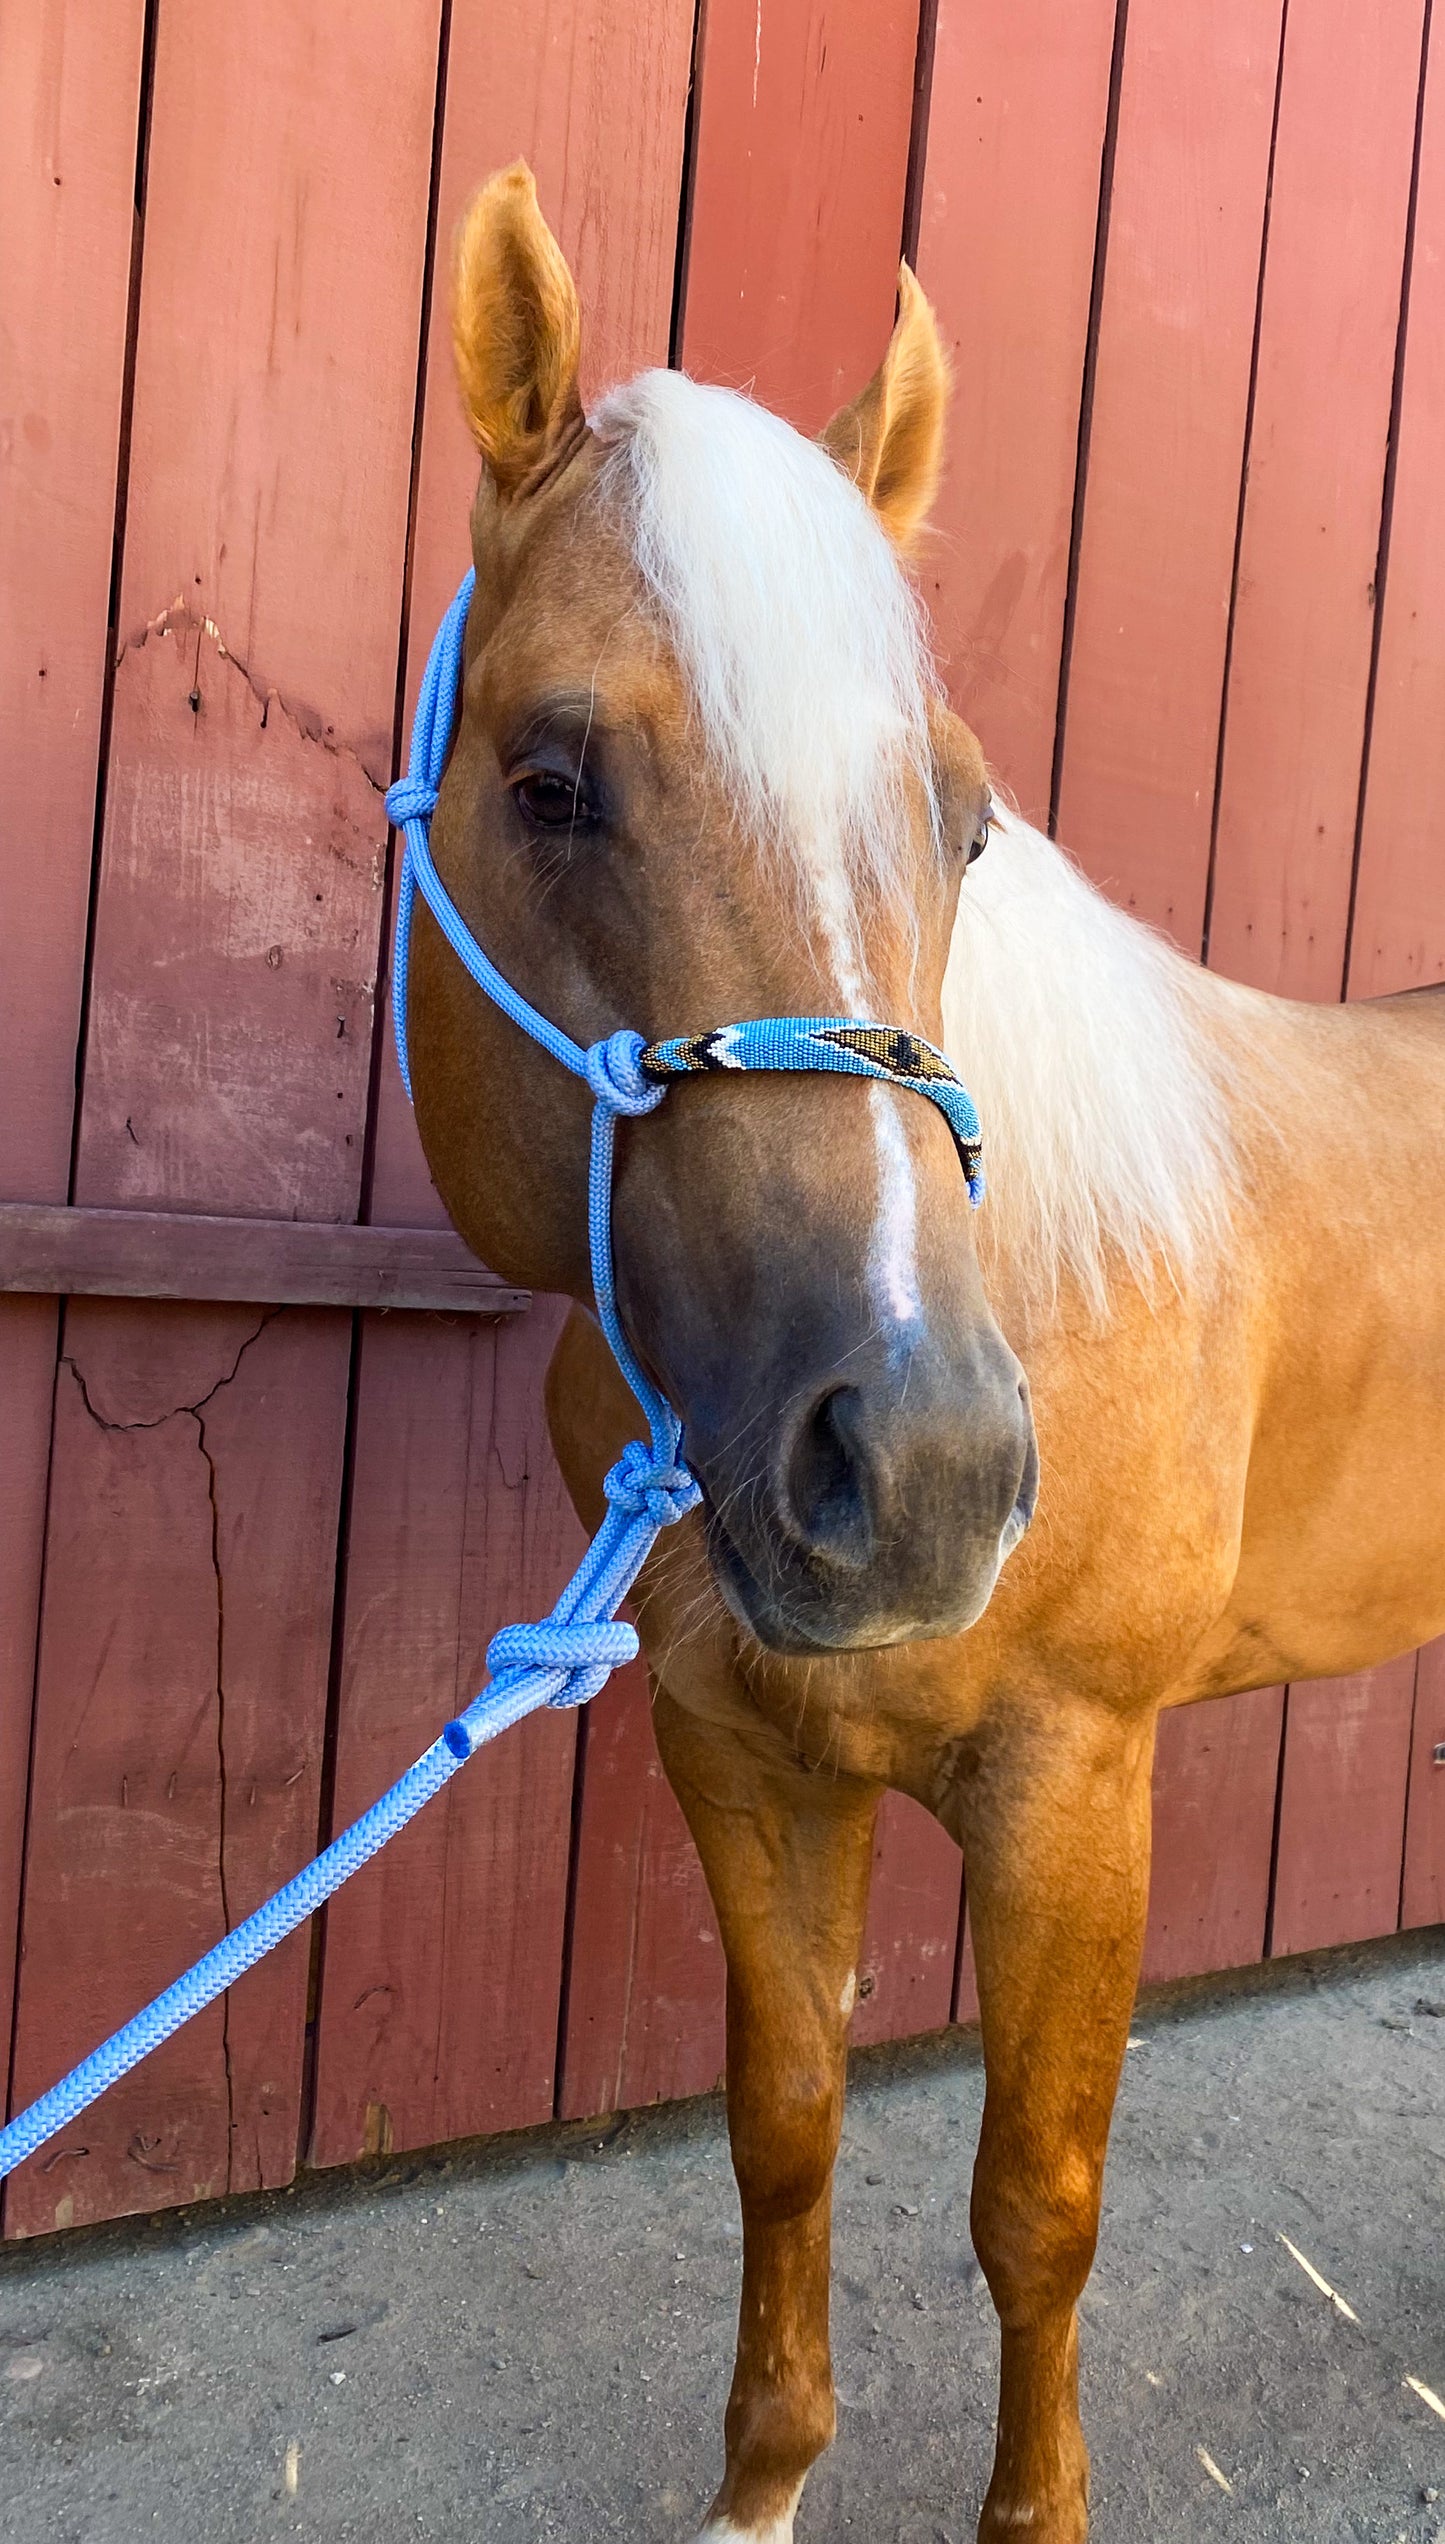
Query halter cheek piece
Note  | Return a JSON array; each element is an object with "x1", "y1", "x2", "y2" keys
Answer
[{"x1": 0, "y1": 573, "x2": 985, "y2": 2188}]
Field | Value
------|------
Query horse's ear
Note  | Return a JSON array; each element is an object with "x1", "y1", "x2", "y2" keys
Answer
[
  {"x1": 820, "y1": 265, "x2": 948, "y2": 551},
  {"x1": 451, "y1": 163, "x2": 583, "y2": 496}
]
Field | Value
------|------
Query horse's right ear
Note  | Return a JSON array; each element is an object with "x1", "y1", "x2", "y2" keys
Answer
[
  {"x1": 452, "y1": 164, "x2": 583, "y2": 496},
  {"x1": 819, "y1": 265, "x2": 948, "y2": 552}
]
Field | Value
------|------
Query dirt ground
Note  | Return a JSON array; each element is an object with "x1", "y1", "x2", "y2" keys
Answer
[{"x1": 1, "y1": 1929, "x2": 1443, "y2": 2544}]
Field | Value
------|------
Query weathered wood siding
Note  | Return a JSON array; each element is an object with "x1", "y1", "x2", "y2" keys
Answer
[{"x1": 2, "y1": 0, "x2": 1442, "y2": 2232}]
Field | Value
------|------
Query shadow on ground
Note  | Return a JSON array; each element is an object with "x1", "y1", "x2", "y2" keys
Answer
[{"x1": 2, "y1": 1929, "x2": 1443, "y2": 2542}]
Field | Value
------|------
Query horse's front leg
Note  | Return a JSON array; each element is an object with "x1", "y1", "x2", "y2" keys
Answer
[
  {"x1": 653, "y1": 1683, "x2": 880, "y2": 2544},
  {"x1": 953, "y1": 1698, "x2": 1154, "y2": 2543}
]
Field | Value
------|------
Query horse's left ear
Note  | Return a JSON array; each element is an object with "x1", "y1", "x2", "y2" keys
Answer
[
  {"x1": 820, "y1": 265, "x2": 948, "y2": 551},
  {"x1": 451, "y1": 162, "x2": 584, "y2": 496}
]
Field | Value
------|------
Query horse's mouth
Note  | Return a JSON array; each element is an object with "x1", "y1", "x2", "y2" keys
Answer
[{"x1": 699, "y1": 1453, "x2": 1038, "y2": 1659}]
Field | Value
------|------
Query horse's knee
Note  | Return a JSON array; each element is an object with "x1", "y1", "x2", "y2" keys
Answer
[{"x1": 971, "y1": 2140, "x2": 1101, "y2": 2329}]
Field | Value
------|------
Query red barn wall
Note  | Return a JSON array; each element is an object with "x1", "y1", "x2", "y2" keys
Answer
[{"x1": 2, "y1": 0, "x2": 1441, "y2": 2231}]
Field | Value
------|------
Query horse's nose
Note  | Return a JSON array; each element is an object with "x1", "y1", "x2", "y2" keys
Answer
[
  {"x1": 713, "y1": 1334, "x2": 1037, "y2": 1650},
  {"x1": 780, "y1": 1382, "x2": 882, "y2": 1568}
]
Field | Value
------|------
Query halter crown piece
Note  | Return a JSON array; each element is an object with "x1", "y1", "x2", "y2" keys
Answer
[{"x1": 0, "y1": 573, "x2": 984, "y2": 2185}]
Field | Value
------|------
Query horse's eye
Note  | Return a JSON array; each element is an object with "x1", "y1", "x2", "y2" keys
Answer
[
  {"x1": 512, "y1": 770, "x2": 597, "y2": 831},
  {"x1": 966, "y1": 802, "x2": 994, "y2": 866}
]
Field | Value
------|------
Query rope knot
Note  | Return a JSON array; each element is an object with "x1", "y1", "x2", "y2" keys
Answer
[
  {"x1": 584, "y1": 1030, "x2": 668, "y2": 1119},
  {"x1": 484, "y1": 1617, "x2": 640, "y2": 1712},
  {"x1": 385, "y1": 775, "x2": 439, "y2": 828},
  {"x1": 604, "y1": 1436, "x2": 702, "y2": 1529}
]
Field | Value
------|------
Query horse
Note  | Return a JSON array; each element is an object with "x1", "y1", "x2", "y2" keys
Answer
[{"x1": 405, "y1": 161, "x2": 1445, "y2": 2543}]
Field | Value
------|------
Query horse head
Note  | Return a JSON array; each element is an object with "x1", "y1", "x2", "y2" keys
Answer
[{"x1": 407, "y1": 163, "x2": 1037, "y2": 1656}]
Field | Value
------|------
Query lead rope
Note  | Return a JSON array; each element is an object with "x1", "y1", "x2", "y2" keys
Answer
[{"x1": 0, "y1": 571, "x2": 982, "y2": 2186}]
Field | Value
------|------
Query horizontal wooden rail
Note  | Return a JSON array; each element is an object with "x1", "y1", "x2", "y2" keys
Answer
[{"x1": 0, "y1": 1203, "x2": 529, "y2": 1317}]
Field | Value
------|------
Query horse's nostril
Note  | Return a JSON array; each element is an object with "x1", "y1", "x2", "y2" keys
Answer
[{"x1": 785, "y1": 1384, "x2": 873, "y2": 1563}]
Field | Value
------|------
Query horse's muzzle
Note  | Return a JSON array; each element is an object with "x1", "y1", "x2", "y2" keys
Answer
[{"x1": 693, "y1": 1330, "x2": 1038, "y2": 1654}]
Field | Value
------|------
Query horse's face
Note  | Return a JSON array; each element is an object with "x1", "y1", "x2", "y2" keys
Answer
[{"x1": 411, "y1": 166, "x2": 1036, "y2": 1654}]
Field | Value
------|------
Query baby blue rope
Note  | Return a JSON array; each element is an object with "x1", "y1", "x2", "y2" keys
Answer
[{"x1": 0, "y1": 568, "x2": 984, "y2": 2188}]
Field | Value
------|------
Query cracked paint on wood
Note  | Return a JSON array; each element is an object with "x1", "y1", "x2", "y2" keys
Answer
[
  {"x1": 77, "y1": 614, "x2": 384, "y2": 1222},
  {"x1": 4, "y1": 1304, "x2": 350, "y2": 2236}
]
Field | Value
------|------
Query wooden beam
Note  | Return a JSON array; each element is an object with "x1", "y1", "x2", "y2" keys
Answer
[{"x1": 0, "y1": 1204, "x2": 528, "y2": 1318}]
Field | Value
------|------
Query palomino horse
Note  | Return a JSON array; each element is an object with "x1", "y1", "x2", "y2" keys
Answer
[{"x1": 407, "y1": 163, "x2": 1445, "y2": 2542}]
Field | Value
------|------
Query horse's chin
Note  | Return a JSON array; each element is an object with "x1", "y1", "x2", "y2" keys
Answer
[{"x1": 703, "y1": 1485, "x2": 1035, "y2": 1660}]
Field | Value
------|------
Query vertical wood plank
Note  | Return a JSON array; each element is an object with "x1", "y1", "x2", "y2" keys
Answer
[
  {"x1": 953, "y1": 1913, "x2": 979, "y2": 2027},
  {"x1": 0, "y1": 0, "x2": 146, "y2": 1200},
  {"x1": 0, "y1": 0, "x2": 147, "y2": 2124},
  {"x1": 1054, "y1": 0, "x2": 1284, "y2": 944},
  {"x1": 311, "y1": 1303, "x2": 582, "y2": 2163},
  {"x1": 1402, "y1": 1638, "x2": 1445, "y2": 1932},
  {"x1": 1142, "y1": 1689, "x2": 1283, "y2": 1985},
  {"x1": 76, "y1": 0, "x2": 443, "y2": 1217},
  {"x1": 318, "y1": 0, "x2": 697, "y2": 2164},
  {"x1": 7, "y1": 0, "x2": 443, "y2": 2236},
  {"x1": 851, "y1": 1793, "x2": 962, "y2": 2048},
  {"x1": 0, "y1": 1301, "x2": 61, "y2": 2104},
  {"x1": 912, "y1": 0, "x2": 1118, "y2": 817},
  {"x1": 1205, "y1": 0, "x2": 1424, "y2": 1000},
  {"x1": 681, "y1": 0, "x2": 922, "y2": 434},
  {"x1": 1347, "y1": 11, "x2": 1445, "y2": 998},
  {"x1": 556, "y1": 1670, "x2": 726, "y2": 2123},
  {"x1": 1270, "y1": 1655, "x2": 1417, "y2": 1958},
  {"x1": 5, "y1": 1306, "x2": 350, "y2": 2237}
]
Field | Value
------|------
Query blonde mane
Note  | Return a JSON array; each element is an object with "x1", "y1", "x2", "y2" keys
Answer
[
  {"x1": 944, "y1": 811, "x2": 1235, "y2": 1319},
  {"x1": 592, "y1": 368, "x2": 1234, "y2": 1318}
]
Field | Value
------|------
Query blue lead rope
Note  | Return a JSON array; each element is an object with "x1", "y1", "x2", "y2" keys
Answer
[{"x1": 0, "y1": 570, "x2": 982, "y2": 2187}]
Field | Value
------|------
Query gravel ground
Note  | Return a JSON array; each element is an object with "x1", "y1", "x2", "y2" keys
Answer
[{"x1": 2, "y1": 1928, "x2": 1443, "y2": 2543}]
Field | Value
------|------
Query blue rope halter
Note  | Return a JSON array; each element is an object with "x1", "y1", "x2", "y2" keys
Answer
[{"x1": 0, "y1": 571, "x2": 983, "y2": 2185}]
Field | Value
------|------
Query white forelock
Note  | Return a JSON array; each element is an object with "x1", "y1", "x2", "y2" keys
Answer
[
  {"x1": 944, "y1": 808, "x2": 1237, "y2": 1320},
  {"x1": 591, "y1": 369, "x2": 1234, "y2": 1321},
  {"x1": 591, "y1": 367, "x2": 939, "y2": 1003}
]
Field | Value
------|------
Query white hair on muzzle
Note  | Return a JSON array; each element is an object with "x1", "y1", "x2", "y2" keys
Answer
[{"x1": 591, "y1": 369, "x2": 939, "y2": 997}]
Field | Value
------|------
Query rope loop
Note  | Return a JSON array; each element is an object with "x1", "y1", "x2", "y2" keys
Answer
[
  {"x1": 385, "y1": 774, "x2": 439, "y2": 827},
  {"x1": 584, "y1": 1029, "x2": 668, "y2": 1119},
  {"x1": 604, "y1": 1436, "x2": 703, "y2": 1528},
  {"x1": 483, "y1": 1617, "x2": 641, "y2": 1714}
]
